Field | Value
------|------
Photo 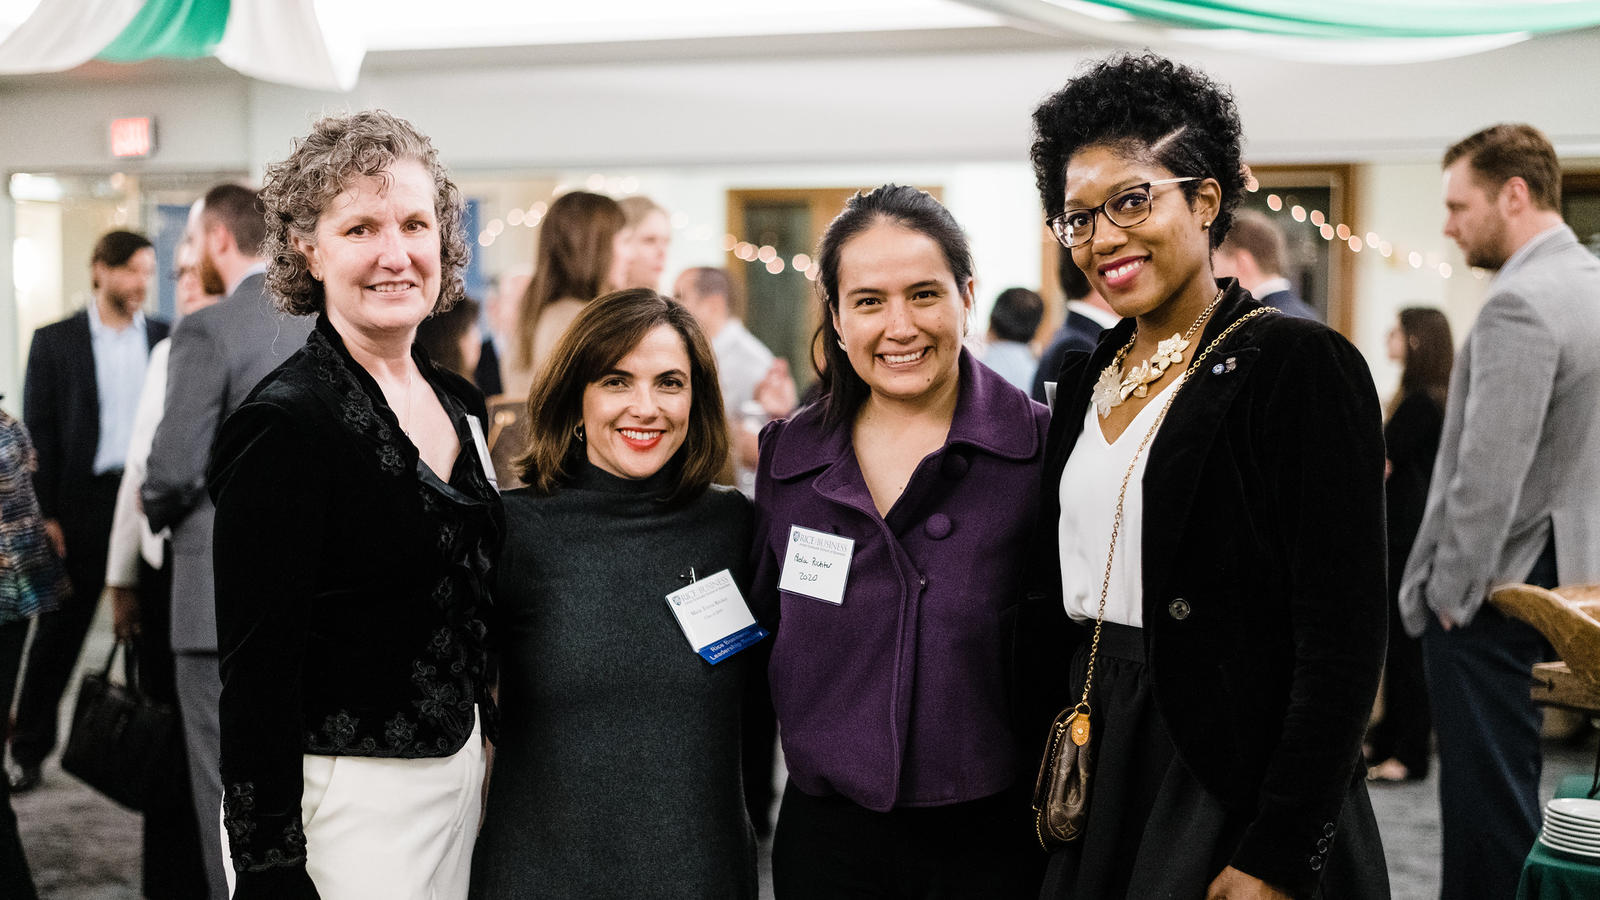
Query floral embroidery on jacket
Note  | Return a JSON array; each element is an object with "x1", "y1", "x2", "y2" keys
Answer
[{"x1": 223, "y1": 781, "x2": 308, "y2": 872}]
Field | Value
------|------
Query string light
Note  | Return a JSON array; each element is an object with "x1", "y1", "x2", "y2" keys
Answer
[{"x1": 1255, "y1": 195, "x2": 1466, "y2": 281}]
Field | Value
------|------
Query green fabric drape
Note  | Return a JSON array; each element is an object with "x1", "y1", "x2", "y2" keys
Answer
[
  {"x1": 97, "y1": 0, "x2": 229, "y2": 61},
  {"x1": 1078, "y1": 1, "x2": 1600, "y2": 38}
]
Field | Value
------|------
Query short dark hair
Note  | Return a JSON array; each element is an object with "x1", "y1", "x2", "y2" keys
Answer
[
  {"x1": 989, "y1": 288, "x2": 1044, "y2": 343},
  {"x1": 260, "y1": 109, "x2": 468, "y2": 317},
  {"x1": 1031, "y1": 52, "x2": 1248, "y2": 250},
  {"x1": 202, "y1": 183, "x2": 267, "y2": 257},
  {"x1": 90, "y1": 230, "x2": 153, "y2": 288},
  {"x1": 516, "y1": 191, "x2": 626, "y2": 371},
  {"x1": 814, "y1": 184, "x2": 974, "y2": 429},
  {"x1": 678, "y1": 266, "x2": 741, "y2": 318},
  {"x1": 415, "y1": 297, "x2": 480, "y2": 380},
  {"x1": 515, "y1": 289, "x2": 728, "y2": 506},
  {"x1": 1219, "y1": 210, "x2": 1287, "y2": 276},
  {"x1": 1056, "y1": 252, "x2": 1091, "y2": 300},
  {"x1": 1443, "y1": 124, "x2": 1561, "y2": 211}
]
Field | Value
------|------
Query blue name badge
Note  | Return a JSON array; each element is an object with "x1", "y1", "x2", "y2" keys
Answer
[{"x1": 665, "y1": 569, "x2": 769, "y2": 665}]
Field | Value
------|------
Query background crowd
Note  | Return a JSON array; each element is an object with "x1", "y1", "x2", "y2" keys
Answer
[{"x1": 0, "y1": 44, "x2": 1597, "y2": 900}]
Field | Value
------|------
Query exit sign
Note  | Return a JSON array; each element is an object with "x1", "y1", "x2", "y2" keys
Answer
[{"x1": 110, "y1": 117, "x2": 155, "y2": 158}]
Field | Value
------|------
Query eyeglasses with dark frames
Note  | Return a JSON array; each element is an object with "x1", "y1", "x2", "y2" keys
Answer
[{"x1": 1047, "y1": 177, "x2": 1200, "y2": 249}]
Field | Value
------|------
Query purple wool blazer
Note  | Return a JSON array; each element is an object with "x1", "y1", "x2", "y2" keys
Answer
[{"x1": 752, "y1": 351, "x2": 1050, "y2": 811}]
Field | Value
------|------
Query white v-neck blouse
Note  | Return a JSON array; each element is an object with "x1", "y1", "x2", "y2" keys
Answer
[{"x1": 1057, "y1": 375, "x2": 1182, "y2": 627}]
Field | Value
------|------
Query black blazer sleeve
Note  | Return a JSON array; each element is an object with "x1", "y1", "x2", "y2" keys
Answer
[
  {"x1": 209, "y1": 400, "x2": 328, "y2": 900},
  {"x1": 1227, "y1": 327, "x2": 1388, "y2": 896}
]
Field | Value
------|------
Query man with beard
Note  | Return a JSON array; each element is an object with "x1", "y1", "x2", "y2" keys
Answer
[
  {"x1": 144, "y1": 184, "x2": 312, "y2": 900},
  {"x1": 8, "y1": 230, "x2": 168, "y2": 793},
  {"x1": 1400, "y1": 123, "x2": 1600, "y2": 900}
]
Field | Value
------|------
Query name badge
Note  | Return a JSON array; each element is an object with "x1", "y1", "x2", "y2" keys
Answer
[
  {"x1": 778, "y1": 525, "x2": 855, "y2": 606},
  {"x1": 664, "y1": 569, "x2": 769, "y2": 664},
  {"x1": 465, "y1": 415, "x2": 498, "y2": 490}
]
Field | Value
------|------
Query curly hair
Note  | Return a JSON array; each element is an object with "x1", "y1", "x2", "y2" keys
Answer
[
  {"x1": 260, "y1": 109, "x2": 468, "y2": 316},
  {"x1": 1030, "y1": 52, "x2": 1248, "y2": 249}
]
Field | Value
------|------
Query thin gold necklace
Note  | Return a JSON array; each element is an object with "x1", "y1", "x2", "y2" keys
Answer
[{"x1": 1092, "y1": 287, "x2": 1224, "y2": 418}]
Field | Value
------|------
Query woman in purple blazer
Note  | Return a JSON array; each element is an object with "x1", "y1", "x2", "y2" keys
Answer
[{"x1": 751, "y1": 185, "x2": 1050, "y2": 898}]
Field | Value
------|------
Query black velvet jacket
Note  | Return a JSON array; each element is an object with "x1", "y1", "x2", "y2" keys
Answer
[
  {"x1": 1011, "y1": 282, "x2": 1387, "y2": 899},
  {"x1": 207, "y1": 315, "x2": 502, "y2": 898}
]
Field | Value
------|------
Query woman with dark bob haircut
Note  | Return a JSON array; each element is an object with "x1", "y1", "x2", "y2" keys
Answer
[
  {"x1": 208, "y1": 109, "x2": 501, "y2": 899},
  {"x1": 1019, "y1": 53, "x2": 1389, "y2": 899},
  {"x1": 751, "y1": 185, "x2": 1050, "y2": 897},
  {"x1": 471, "y1": 289, "x2": 767, "y2": 898}
]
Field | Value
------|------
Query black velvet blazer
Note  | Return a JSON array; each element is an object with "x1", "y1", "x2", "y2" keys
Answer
[
  {"x1": 1011, "y1": 282, "x2": 1387, "y2": 898},
  {"x1": 207, "y1": 315, "x2": 502, "y2": 897}
]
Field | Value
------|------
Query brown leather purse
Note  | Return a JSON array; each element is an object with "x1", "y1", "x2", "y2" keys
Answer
[{"x1": 1033, "y1": 701, "x2": 1094, "y2": 849}]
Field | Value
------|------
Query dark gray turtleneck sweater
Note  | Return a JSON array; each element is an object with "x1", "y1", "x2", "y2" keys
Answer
[{"x1": 470, "y1": 459, "x2": 762, "y2": 899}]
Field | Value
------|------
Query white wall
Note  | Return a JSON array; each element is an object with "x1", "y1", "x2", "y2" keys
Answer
[{"x1": 5, "y1": 27, "x2": 1599, "y2": 406}]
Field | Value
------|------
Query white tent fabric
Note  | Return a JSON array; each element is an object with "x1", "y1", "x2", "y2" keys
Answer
[
  {"x1": 964, "y1": 0, "x2": 1530, "y2": 63},
  {"x1": 0, "y1": 0, "x2": 144, "y2": 74},
  {"x1": 214, "y1": 0, "x2": 366, "y2": 92}
]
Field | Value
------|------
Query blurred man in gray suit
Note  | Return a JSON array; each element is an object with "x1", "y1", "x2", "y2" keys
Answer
[
  {"x1": 1400, "y1": 124, "x2": 1600, "y2": 900},
  {"x1": 143, "y1": 184, "x2": 312, "y2": 899}
]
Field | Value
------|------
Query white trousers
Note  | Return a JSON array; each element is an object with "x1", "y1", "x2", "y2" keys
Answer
[{"x1": 223, "y1": 714, "x2": 485, "y2": 900}]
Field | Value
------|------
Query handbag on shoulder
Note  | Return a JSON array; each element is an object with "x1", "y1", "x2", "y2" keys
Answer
[
  {"x1": 60, "y1": 640, "x2": 181, "y2": 813},
  {"x1": 1032, "y1": 304, "x2": 1274, "y2": 851}
]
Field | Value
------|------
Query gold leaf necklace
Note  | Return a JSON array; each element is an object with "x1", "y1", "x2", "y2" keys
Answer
[{"x1": 1092, "y1": 287, "x2": 1224, "y2": 419}]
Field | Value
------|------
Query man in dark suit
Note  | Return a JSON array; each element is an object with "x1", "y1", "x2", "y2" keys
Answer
[
  {"x1": 1213, "y1": 209, "x2": 1321, "y2": 321},
  {"x1": 144, "y1": 184, "x2": 312, "y2": 900},
  {"x1": 1030, "y1": 252, "x2": 1118, "y2": 405},
  {"x1": 8, "y1": 230, "x2": 168, "y2": 792}
]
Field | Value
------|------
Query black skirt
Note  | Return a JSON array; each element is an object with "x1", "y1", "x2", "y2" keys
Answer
[{"x1": 1040, "y1": 623, "x2": 1388, "y2": 900}]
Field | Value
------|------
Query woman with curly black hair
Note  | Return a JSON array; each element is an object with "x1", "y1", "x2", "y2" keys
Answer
[{"x1": 1018, "y1": 53, "x2": 1390, "y2": 899}]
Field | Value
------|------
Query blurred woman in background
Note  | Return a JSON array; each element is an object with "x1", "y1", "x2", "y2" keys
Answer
[
  {"x1": 503, "y1": 191, "x2": 630, "y2": 397},
  {"x1": 619, "y1": 195, "x2": 672, "y2": 291},
  {"x1": 1366, "y1": 307, "x2": 1453, "y2": 784},
  {"x1": 415, "y1": 297, "x2": 484, "y2": 387}
]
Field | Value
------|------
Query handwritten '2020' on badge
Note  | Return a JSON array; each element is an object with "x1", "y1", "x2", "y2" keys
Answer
[{"x1": 778, "y1": 525, "x2": 855, "y2": 606}]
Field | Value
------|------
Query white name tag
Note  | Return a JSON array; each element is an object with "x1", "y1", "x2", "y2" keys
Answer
[
  {"x1": 664, "y1": 569, "x2": 769, "y2": 664},
  {"x1": 465, "y1": 415, "x2": 498, "y2": 490},
  {"x1": 778, "y1": 525, "x2": 855, "y2": 606}
]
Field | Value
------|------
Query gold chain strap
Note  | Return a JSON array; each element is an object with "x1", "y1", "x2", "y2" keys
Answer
[{"x1": 1073, "y1": 305, "x2": 1276, "y2": 713}]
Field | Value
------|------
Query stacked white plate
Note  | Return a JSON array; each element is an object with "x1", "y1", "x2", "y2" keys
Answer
[{"x1": 1540, "y1": 797, "x2": 1600, "y2": 858}]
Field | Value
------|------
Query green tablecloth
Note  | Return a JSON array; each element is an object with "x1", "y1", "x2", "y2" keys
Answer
[{"x1": 1516, "y1": 775, "x2": 1600, "y2": 900}]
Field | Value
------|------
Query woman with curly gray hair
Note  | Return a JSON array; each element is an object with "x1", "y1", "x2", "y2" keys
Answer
[{"x1": 208, "y1": 109, "x2": 502, "y2": 900}]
